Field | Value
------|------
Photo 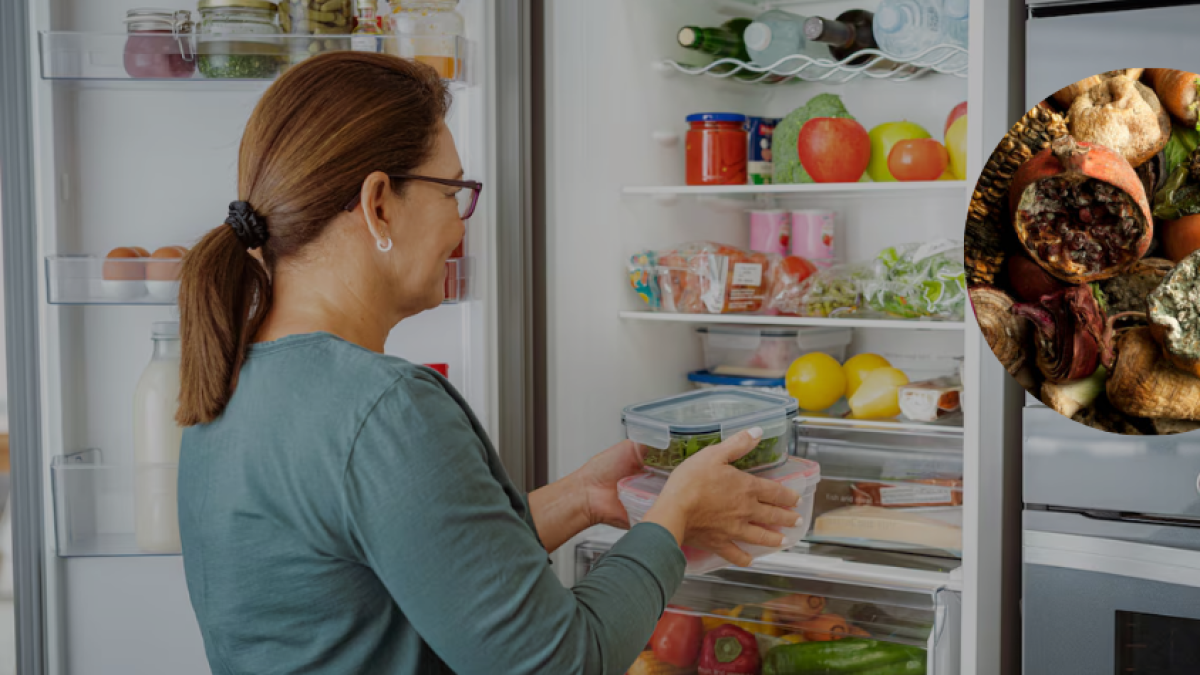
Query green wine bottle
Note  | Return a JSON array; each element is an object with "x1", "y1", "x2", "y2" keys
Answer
[{"x1": 676, "y1": 18, "x2": 752, "y2": 61}]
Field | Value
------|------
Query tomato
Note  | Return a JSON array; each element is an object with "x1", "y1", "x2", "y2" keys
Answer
[
  {"x1": 797, "y1": 117, "x2": 871, "y2": 183},
  {"x1": 887, "y1": 139, "x2": 949, "y2": 181},
  {"x1": 649, "y1": 609, "x2": 703, "y2": 667}
]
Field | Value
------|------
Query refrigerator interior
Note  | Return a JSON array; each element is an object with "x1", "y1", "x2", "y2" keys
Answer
[
  {"x1": 26, "y1": 0, "x2": 499, "y2": 672},
  {"x1": 544, "y1": 0, "x2": 1025, "y2": 673}
]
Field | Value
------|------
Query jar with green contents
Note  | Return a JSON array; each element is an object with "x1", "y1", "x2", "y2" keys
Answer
[
  {"x1": 278, "y1": 0, "x2": 353, "y2": 66},
  {"x1": 197, "y1": 0, "x2": 283, "y2": 79}
]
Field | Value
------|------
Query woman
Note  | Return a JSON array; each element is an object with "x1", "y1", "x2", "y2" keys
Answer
[{"x1": 175, "y1": 52, "x2": 801, "y2": 675}]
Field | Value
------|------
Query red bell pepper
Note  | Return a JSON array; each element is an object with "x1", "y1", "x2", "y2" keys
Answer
[{"x1": 698, "y1": 624, "x2": 760, "y2": 675}]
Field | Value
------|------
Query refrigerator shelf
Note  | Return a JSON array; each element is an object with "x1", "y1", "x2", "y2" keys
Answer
[
  {"x1": 619, "y1": 310, "x2": 966, "y2": 331},
  {"x1": 661, "y1": 43, "x2": 967, "y2": 84},
  {"x1": 38, "y1": 31, "x2": 467, "y2": 84},
  {"x1": 45, "y1": 255, "x2": 470, "y2": 306},
  {"x1": 52, "y1": 449, "x2": 181, "y2": 558},
  {"x1": 623, "y1": 182, "x2": 969, "y2": 199}
]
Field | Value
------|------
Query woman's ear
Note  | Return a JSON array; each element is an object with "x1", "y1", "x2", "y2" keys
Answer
[{"x1": 358, "y1": 172, "x2": 393, "y2": 245}]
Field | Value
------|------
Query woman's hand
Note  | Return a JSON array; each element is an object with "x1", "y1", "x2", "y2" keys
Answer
[
  {"x1": 577, "y1": 440, "x2": 647, "y2": 530},
  {"x1": 643, "y1": 428, "x2": 801, "y2": 567}
]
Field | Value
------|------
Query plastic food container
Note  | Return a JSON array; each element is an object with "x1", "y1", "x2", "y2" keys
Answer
[
  {"x1": 685, "y1": 113, "x2": 748, "y2": 186},
  {"x1": 618, "y1": 457, "x2": 821, "y2": 575},
  {"x1": 687, "y1": 370, "x2": 788, "y2": 396},
  {"x1": 697, "y1": 326, "x2": 852, "y2": 378},
  {"x1": 622, "y1": 389, "x2": 799, "y2": 474}
]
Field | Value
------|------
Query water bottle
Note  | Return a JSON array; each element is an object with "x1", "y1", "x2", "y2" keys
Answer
[
  {"x1": 873, "y1": 0, "x2": 946, "y2": 61},
  {"x1": 941, "y1": 0, "x2": 969, "y2": 71},
  {"x1": 743, "y1": 10, "x2": 829, "y2": 76}
]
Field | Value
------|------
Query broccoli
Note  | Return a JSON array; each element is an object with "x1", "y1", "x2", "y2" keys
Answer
[{"x1": 771, "y1": 93, "x2": 857, "y2": 184}]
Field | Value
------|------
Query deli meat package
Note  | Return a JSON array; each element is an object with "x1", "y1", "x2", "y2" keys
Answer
[{"x1": 628, "y1": 242, "x2": 773, "y2": 314}]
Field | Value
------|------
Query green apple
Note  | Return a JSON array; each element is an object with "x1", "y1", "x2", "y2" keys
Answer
[{"x1": 867, "y1": 121, "x2": 932, "y2": 182}]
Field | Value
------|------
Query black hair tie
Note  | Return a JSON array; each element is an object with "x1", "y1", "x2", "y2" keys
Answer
[{"x1": 226, "y1": 201, "x2": 270, "y2": 249}]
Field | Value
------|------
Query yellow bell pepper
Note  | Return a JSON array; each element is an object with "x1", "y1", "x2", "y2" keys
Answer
[
  {"x1": 778, "y1": 633, "x2": 807, "y2": 644},
  {"x1": 701, "y1": 605, "x2": 783, "y2": 637}
]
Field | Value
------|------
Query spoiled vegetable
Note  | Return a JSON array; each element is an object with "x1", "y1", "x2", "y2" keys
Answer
[{"x1": 1011, "y1": 285, "x2": 1106, "y2": 383}]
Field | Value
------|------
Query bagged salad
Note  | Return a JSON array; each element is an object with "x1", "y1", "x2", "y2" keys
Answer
[
  {"x1": 861, "y1": 240, "x2": 967, "y2": 319},
  {"x1": 794, "y1": 262, "x2": 873, "y2": 317},
  {"x1": 628, "y1": 242, "x2": 772, "y2": 314}
]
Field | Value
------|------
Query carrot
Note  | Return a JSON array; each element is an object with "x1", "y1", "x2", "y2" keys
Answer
[
  {"x1": 795, "y1": 614, "x2": 850, "y2": 642},
  {"x1": 764, "y1": 594, "x2": 827, "y2": 625},
  {"x1": 1145, "y1": 69, "x2": 1200, "y2": 127}
]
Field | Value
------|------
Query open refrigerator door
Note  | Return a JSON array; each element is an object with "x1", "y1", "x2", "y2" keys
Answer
[
  {"x1": 543, "y1": 1, "x2": 1024, "y2": 673},
  {"x1": 3, "y1": 0, "x2": 528, "y2": 672}
]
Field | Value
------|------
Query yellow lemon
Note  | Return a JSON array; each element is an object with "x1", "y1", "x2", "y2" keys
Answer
[
  {"x1": 848, "y1": 367, "x2": 910, "y2": 419},
  {"x1": 842, "y1": 353, "x2": 892, "y2": 398},
  {"x1": 786, "y1": 353, "x2": 847, "y2": 412}
]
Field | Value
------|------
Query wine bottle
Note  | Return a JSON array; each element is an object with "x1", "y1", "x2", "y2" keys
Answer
[
  {"x1": 805, "y1": 10, "x2": 910, "y2": 73},
  {"x1": 677, "y1": 19, "x2": 752, "y2": 61}
]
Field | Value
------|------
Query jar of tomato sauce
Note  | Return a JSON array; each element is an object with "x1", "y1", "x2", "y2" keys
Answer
[
  {"x1": 685, "y1": 113, "x2": 748, "y2": 186},
  {"x1": 123, "y1": 9, "x2": 196, "y2": 79}
]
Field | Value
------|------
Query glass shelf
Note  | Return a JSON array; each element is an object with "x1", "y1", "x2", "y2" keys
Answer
[
  {"x1": 619, "y1": 310, "x2": 965, "y2": 331},
  {"x1": 38, "y1": 31, "x2": 465, "y2": 84},
  {"x1": 662, "y1": 44, "x2": 967, "y2": 85},
  {"x1": 622, "y1": 181, "x2": 969, "y2": 199},
  {"x1": 45, "y1": 255, "x2": 470, "y2": 306},
  {"x1": 52, "y1": 449, "x2": 181, "y2": 557}
]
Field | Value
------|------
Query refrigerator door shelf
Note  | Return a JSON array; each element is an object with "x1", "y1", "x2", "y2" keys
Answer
[
  {"x1": 38, "y1": 31, "x2": 467, "y2": 85},
  {"x1": 51, "y1": 450, "x2": 182, "y2": 558},
  {"x1": 660, "y1": 44, "x2": 967, "y2": 85}
]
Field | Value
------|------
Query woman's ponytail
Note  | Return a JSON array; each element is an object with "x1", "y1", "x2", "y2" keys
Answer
[{"x1": 176, "y1": 222, "x2": 272, "y2": 426}]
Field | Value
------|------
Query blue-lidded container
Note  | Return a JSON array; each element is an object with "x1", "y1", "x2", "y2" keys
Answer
[
  {"x1": 687, "y1": 369, "x2": 788, "y2": 395},
  {"x1": 622, "y1": 388, "x2": 798, "y2": 474}
]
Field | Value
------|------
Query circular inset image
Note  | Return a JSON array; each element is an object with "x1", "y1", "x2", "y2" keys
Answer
[{"x1": 966, "y1": 68, "x2": 1200, "y2": 435}]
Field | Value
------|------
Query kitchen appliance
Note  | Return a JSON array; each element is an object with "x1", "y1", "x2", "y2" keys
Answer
[
  {"x1": 1024, "y1": 4, "x2": 1200, "y2": 672},
  {"x1": 0, "y1": 0, "x2": 1025, "y2": 673}
]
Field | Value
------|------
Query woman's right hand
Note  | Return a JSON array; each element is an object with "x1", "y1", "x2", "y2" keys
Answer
[{"x1": 642, "y1": 428, "x2": 802, "y2": 567}]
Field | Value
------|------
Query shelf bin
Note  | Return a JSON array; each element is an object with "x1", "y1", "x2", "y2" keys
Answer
[
  {"x1": 796, "y1": 422, "x2": 965, "y2": 559},
  {"x1": 51, "y1": 449, "x2": 181, "y2": 557},
  {"x1": 576, "y1": 540, "x2": 961, "y2": 675}
]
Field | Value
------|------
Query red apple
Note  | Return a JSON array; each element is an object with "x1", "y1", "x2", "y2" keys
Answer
[
  {"x1": 888, "y1": 139, "x2": 949, "y2": 181},
  {"x1": 797, "y1": 117, "x2": 871, "y2": 183},
  {"x1": 945, "y1": 102, "x2": 967, "y2": 137}
]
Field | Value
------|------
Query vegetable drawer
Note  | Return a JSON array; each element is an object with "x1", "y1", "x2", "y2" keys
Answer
[
  {"x1": 576, "y1": 539, "x2": 961, "y2": 675},
  {"x1": 796, "y1": 422, "x2": 965, "y2": 559}
]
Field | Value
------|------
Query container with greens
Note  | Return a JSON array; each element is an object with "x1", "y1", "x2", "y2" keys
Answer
[
  {"x1": 196, "y1": 0, "x2": 283, "y2": 79},
  {"x1": 622, "y1": 389, "x2": 798, "y2": 474}
]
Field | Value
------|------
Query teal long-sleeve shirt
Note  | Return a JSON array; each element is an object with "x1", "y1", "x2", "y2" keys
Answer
[{"x1": 178, "y1": 332, "x2": 685, "y2": 674}]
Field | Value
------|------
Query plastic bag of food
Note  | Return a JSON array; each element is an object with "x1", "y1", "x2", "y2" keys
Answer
[
  {"x1": 764, "y1": 255, "x2": 819, "y2": 316},
  {"x1": 795, "y1": 262, "x2": 872, "y2": 317},
  {"x1": 861, "y1": 239, "x2": 967, "y2": 319},
  {"x1": 627, "y1": 242, "x2": 772, "y2": 314}
]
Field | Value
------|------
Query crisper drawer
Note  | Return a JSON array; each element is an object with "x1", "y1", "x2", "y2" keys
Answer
[
  {"x1": 796, "y1": 423, "x2": 964, "y2": 559},
  {"x1": 576, "y1": 540, "x2": 960, "y2": 675}
]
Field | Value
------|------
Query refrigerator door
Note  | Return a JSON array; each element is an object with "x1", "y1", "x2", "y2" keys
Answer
[
  {"x1": 1024, "y1": 527, "x2": 1200, "y2": 675},
  {"x1": 1025, "y1": 1, "x2": 1200, "y2": 109}
]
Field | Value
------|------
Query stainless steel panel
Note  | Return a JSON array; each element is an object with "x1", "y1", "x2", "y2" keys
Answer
[
  {"x1": 1023, "y1": 407, "x2": 1200, "y2": 516},
  {"x1": 1026, "y1": 3, "x2": 1200, "y2": 109},
  {"x1": 1025, "y1": 509, "x2": 1200, "y2": 552},
  {"x1": 1024, "y1": 562, "x2": 1200, "y2": 674}
]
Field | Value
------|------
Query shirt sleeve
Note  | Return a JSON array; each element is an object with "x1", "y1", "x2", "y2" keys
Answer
[{"x1": 341, "y1": 371, "x2": 686, "y2": 675}]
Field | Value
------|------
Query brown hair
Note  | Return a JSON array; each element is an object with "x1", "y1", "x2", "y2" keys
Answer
[{"x1": 176, "y1": 52, "x2": 451, "y2": 426}]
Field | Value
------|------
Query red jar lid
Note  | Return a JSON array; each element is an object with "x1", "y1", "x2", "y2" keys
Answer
[{"x1": 425, "y1": 363, "x2": 449, "y2": 377}]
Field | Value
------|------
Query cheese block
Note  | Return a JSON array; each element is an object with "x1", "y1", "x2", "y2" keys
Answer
[
  {"x1": 898, "y1": 377, "x2": 962, "y2": 422},
  {"x1": 812, "y1": 505, "x2": 962, "y2": 551}
]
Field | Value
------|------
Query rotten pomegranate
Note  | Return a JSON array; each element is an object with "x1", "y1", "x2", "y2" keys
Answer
[{"x1": 1010, "y1": 135, "x2": 1153, "y2": 284}]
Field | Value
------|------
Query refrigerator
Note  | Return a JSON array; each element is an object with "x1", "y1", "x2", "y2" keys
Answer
[
  {"x1": 0, "y1": 0, "x2": 1026, "y2": 673},
  {"x1": 1023, "y1": 2, "x2": 1200, "y2": 672}
]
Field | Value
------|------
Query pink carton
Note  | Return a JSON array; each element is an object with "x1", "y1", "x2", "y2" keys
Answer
[
  {"x1": 749, "y1": 210, "x2": 790, "y2": 256},
  {"x1": 790, "y1": 209, "x2": 836, "y2": 267}
]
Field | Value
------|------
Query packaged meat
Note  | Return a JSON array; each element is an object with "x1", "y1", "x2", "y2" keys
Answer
[
  {"x1": 898, "y1": 376, "x2": 963, "y2": 422},
  {"x1": 628, "y1": 242, "x2": 772, "y2": 314},
  {"x1": 860, "y1": 239, "x2": 967, "y2": 319}
]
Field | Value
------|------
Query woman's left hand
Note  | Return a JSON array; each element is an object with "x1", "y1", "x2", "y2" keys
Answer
[{"x1": 576, "y1": 440, "x2": 647, "y2": 530}]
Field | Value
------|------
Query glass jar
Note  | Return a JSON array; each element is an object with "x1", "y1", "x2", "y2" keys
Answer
[
  {"x1": 685, "y1": 113, "x2": 748, "y2": 186},
  {"x1": 196, "y1": 0, "x2": 283, "y2": 79},
  {"x1": 123, "y1": 9, "x2": 196, "y2": 79},
  {"x1": 278, "y1": 0, "x2": 352, "y2": 66},
  {"x1": 388, "y1": 0, "x2": 463, "y2": 80}
]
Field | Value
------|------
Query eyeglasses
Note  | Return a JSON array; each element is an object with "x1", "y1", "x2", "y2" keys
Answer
[{"x1": 343, "y1": 174, "x2": 484, "y2": 221}]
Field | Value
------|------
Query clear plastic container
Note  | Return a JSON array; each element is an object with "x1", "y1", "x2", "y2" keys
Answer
[
  {"x1": 622, "y1": 389, "x2": 799, "y2": 474},
  {"x1": 697, "y1": 326, "x2": 852, "y2": 378},
  {"x1": 687, "y1": 370, "x2": 788, "y2": 396},
  {"x1": 618, "y1": 457, "x2": 821, "y2": 575},
  {"x1": 196, "y1": 0, "x2": 283, "y2": 79},
  {"x1": 278, "y1": 0, "x2": 352, "y2": 65},
  {"x1": 388, "y1": 0, "x2": 464, "y2": 80}
]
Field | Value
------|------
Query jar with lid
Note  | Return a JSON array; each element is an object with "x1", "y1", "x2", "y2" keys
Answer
[
  {"x1": 196, "y1": 0, "x2": 283, "y2": 79},
  {"x1": 133, "y1": 321, "x2": 183, "y2": 554},
  {"x1": 387, "y1": 0, "x2": 464, "y2": 80},
  {"x1": 278, "y1": 0, "x2": 353, "y2": 66},
  {"x1": 123, "y1": 9, "x2": 196, "y2": 79},
  {"x1": 685, "y1": 113, "x2": 748, "y2": 186}
]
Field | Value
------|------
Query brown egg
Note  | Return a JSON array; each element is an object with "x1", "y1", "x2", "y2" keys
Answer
[
  {"x1": 130, "y1": 246, "x2": 151, "y2": 258},
  {"x1": 101, "y1": 247, "x2": 145, "y2": 281},
  {"x1": 147, "y1": 246, "x2": 187, "y2": 281}
]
